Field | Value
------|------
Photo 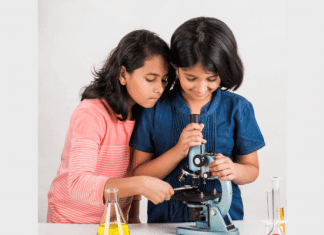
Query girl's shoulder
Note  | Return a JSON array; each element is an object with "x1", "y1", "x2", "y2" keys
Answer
[
  {"x1": 152, "y1": 91, "x2": 176, "y2": 110},
  {"x1": 75, "y1": 98, "x2": 106, "y2": 114},
  {"x1": 213, "y1": 89, "x2": 255, "y2": 117},
  {"x1": 137, "y1": 92, "x2": 175, "y2": 120},
  {"x1": 219, "y1": 89, "x2": 251, "y2": 107},
  {"x1": 71, "y1": 98, "x2": 114, "y2": 123}
]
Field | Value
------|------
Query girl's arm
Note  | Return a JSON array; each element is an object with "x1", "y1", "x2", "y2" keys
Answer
[
  {"x1": 102, "y1": 175, "x2": 174, "y2": 205},
  {"x1": 232, "y1": 151, "x2": 259, "y2": 185},
  {"x1": 132, "y1": 123, "x2": 206, "y2": 179},
  {"x1": 132, "y1": 148, "x2": 184, "y2": 179},
  {"x1": 208, "y1": 151, "x2": 259, "y2": 185}
]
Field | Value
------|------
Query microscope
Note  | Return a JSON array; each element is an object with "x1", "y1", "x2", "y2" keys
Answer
[{"x1": 171, "y1": 114, "x2": 240, "y2": 235}]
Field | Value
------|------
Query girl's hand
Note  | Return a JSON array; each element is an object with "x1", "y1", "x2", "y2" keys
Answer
[
  {"x1": 174, "y1": 123, "x2": 206, "y2": 159},
  {"x1": 208, "y1": 153, "x2": 237, "y2": 181},
  {"x1": 138, "y1": 176, "x2": 174, "y2": 205}
]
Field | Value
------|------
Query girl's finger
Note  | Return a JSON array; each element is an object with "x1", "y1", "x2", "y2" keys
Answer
[
  {"x1": 182, "y1": 135, "x2": 205, "y2": 145},
  {"x1": 210, "y1": 163, "x2": 229, "y2": 173},
  {"x1": 187, "y1": 140, "x2": 206, "y2": 147},
  {"x1": 181, "y1": 130, "x2": 203, "y2": 140},
  {"x1": 187, "y1": 130, "x2": 204, "y2": 138},
  {"x1": 218, "y1": 174, "x2": 235, "y2": 181},
  {"x1": 212, "y1": 169, "x2": 231, "y2": 177},
  {"x1": 185, "y1": 123, "x2": 201, "y2": 131},
  {"x1": 209, "y1": 158, "x2": 226, "y2": 168},
  {"x1": 215, "y1": 153, "x2": 224, "y2": 158}
]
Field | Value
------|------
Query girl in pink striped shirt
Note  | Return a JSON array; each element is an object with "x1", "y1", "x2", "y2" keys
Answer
[{"x1": 47, "y1": 30, "x2": 175, "y2": 224}]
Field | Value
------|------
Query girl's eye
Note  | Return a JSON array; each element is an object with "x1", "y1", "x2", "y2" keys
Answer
[
  {"x1": 207, "y1": 75, "x2": 219, "y2": 82},
  {"x1": 186, "y1": 77, "x2": 196, "y2": 81},
  {"x1": 208, "y1": 74, "x2": 219, "y2": 82},
  {"x1": 145, "y1": 78, "x2": 154, "y2": 82}
]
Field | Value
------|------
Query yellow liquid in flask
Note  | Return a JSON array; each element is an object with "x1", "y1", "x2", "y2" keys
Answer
[{"x1": 97, "y1": 223, "x2": 130, "y2": 235}]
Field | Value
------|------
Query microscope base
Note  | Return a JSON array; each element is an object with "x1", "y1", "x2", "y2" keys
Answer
[{"x1": 176, "y1": 226, "x2": 240, "y2": 235}]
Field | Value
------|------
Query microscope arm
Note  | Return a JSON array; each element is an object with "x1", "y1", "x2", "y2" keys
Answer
[
  {"x1": 204, "y1": 154, "x2": 233, "y2": 217},
  {"x1": 217, "y1": 178, "x2": 233, "y2": 217}
]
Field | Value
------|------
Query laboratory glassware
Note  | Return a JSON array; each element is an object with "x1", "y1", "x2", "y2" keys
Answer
[
  {"x1": 97, "y1": 188, "x2": 130, "y2": 235},
  {"x1": 268, "y1": 177, "x2": 285, "y2": 235}
]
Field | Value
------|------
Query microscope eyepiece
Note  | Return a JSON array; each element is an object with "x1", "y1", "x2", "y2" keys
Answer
[{"x1": 190, "y1": 114, "x2": 200, "y2": 124}]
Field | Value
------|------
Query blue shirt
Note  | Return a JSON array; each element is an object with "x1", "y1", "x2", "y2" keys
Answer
[{"x1": 129, "y1": 88, "x2": 265, "y2": 222}]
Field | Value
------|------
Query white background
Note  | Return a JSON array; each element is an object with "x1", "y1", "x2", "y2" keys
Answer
[
  {"x1": 1, "y1": 0, "x2": 323, "y2": 234},
  {"x1": 38, "y1": 0, "x2": 286, "y2": 223}
]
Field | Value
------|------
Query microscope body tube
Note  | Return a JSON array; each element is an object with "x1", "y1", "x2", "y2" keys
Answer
[{"x1": 188, "y1": 114, "x2": 233, "y2": 217}]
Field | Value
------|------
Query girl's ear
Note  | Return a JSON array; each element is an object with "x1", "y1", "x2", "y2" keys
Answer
[
  {"x1": 175, "y1": 68, "x2": 180, "y2": 78},
  {"x1": 119, "y1": 66, "x2": 128, "y2": 86},
  {"x1": 171, "y1": 63, "x2": 179, "y2": 78}
]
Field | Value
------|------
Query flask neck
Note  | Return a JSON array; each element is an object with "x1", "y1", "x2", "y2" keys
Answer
[{"x1": 106, "y1": 188, "x2": 118, "y2": 203}]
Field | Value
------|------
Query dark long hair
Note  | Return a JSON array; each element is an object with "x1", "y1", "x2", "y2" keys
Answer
[
  {"x1": 171, "y1": 17, "x2": 244, "y2": 91},
  {"x1": 81, "y1": 29, "x2": 175, "y2": 121}
]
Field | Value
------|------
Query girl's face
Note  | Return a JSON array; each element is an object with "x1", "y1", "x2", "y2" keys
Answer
[
  {"x1": 120, "y1": 55, "x2": 169, "y2": 108},
  {"x1": 177, "y1": 63, "x2": 221, "y2": 105}
]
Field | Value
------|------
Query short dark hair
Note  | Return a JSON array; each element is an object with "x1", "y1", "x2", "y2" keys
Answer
[
  {"x1": 81, "y1": 29, "x2": 175, "y2": 121},
  {"x1": 171, "y1": 17, "x2": 243, "y2": 91}
]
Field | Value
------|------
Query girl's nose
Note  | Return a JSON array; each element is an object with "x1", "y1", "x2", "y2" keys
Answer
[
  {"x1": 153, "y1": 81, "x2": 164, "y2": 94},
  {"x1": 197, "y1": 81, "x2": 207, "y2": 93}
]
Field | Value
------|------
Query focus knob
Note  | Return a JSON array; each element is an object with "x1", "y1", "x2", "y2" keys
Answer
[
  {"x1": 193, "y1": 154, "x2": 206, "y2": 167},
  {"x1": 203, "y1": 172, "x2": 212, "y2": 179}
]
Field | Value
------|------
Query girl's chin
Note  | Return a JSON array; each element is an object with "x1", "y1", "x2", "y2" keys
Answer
[
  {"x1": 139, "y1": 99, "x2": 158, "y2": 108},
  {"x1": 192, "y1": 92, "x2": 212, "y2": 100}
]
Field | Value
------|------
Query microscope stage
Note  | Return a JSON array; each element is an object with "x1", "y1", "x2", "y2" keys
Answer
[{"x1": 171, "y1": 188, "x2": 222, "y2": 203}]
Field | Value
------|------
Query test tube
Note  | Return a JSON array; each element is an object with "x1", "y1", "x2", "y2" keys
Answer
[
  {"x1": 269, "y1": 177, "x2": 284, "y2": 235},
  {"x1": 267, "y1": 190, "x2": 273, "y2": 221}
]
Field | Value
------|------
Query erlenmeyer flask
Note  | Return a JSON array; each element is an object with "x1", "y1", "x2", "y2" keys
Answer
[{"x1": 97, "y1": 188, "x2": 130, "y2": 235}]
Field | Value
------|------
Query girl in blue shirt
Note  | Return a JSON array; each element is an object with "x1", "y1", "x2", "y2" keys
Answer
[{"x1": 129, "y1": 17, "x2": 265, "y2": 222}]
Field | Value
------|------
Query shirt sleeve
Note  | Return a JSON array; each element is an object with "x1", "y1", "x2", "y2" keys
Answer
[
  {"x1": 133, "y1": 195, "x2": 142, "y2": 200},
  {"x1": 67, "y1": 107, "x2": 109, "y2": 207},
  {"x1": 129, "y1": 107, "x2": 155, "y2": 153},
  {"x1": 233, "y1": 101, "x2": 265, "y2": 156}
]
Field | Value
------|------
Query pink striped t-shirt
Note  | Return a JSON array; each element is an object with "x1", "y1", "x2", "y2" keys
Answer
[{"x1": 47, "y1": 99, "x2": 135, "y2": 223}]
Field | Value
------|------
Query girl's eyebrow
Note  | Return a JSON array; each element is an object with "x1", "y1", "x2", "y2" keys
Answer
[
  {"x1": 184, "y1": 73, "x2": 195, "y2": 77},
  {"x1": 206, "y1": 75, "x2": 218, "y2": 79},
  {"x1": 146, "y1": 72, "x2": 169, "y2": 77},
  {"x1": 184, "y1": 73, "x2": 217, "y2": 79},
  {"x1": 146, "y1": 72, "x2": 159, "y2": 76}
]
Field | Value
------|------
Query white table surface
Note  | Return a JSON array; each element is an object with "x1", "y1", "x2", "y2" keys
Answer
[{"x1": 39, "y1": 220, "x2": 265, "y2": 235}]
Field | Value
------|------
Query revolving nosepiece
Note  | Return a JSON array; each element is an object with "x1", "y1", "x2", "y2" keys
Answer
[
  {"x1": 179, "y1": 167, "x2": 190, "y2": 182},
  {"x1": 178, "y1": 167, "x2": 196, "y2": 182}
]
